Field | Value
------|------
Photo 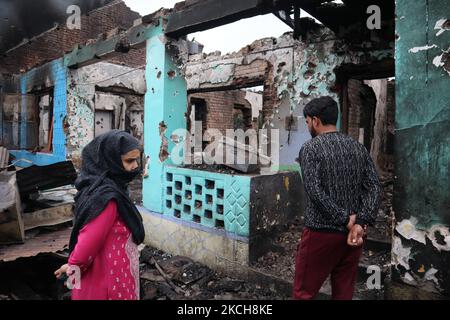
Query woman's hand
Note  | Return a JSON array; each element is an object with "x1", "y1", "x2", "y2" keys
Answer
[{"x1": 54, "y1": 264, "x2": 69, "y2": 279}]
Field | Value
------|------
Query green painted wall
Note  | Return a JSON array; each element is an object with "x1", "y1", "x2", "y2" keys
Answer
[
  {"x1": 393, "y1": 0, "x2": 450, "y2": 296},
  {"x1": 395, "y1": 0, "x2": 450, "y2": 227}
]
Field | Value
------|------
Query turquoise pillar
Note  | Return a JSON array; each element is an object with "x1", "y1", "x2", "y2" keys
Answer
[{"x1": 143, "y1": 23, "x2": 188, "y2": 213}]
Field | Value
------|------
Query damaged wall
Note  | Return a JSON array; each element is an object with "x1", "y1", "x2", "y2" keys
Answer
[
  {"x1": 366, "y1": 79, "x2": 395, "y2": 175},
  {"x1": 8, "y1": 58, "x2": 67, "y2": 167},
  {"x1": 346, "y1": 79, "x2": 377, "y2": 148},
  {"x1": 393, "y1": 0, "x2": 450, "y2": 297},
  {"x1": 66, "y1": 61, "x2": 145, "y2": 167},
  {"x1": 188, "y1": 90, "x2": 256, "y2": 134},
  {"x1": 1, "y1": 0, "x2": 142, "y2": 74},
  {"x1": 183, "y1": 23, "x2": 394, "y2": 171},
  {"x1": 1, "y1": 0, "x2": 148, "y2": 168}
]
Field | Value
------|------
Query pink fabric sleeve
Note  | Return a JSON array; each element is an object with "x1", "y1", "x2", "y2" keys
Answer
[{"x1": 68, "y1": 199, "x2": 118, "y2": 272}]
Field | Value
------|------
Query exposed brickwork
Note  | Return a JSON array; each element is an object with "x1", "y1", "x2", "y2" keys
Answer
[
  {"x1": 1, "y1": 0, "x2": 143, "y2": 74},
  {"x1": 189, "y1": 90, "x2": 252, "y2": 134},
  {"x1": 347, "y1": 79, "x2": 376, "y2": 149},
  {"x1": 347, "y1": 79, "x2": 361, "y2": 140},
  {"x1": 106, "y1": 46, "x2": 147, "y2": 68},
  {"x1": 262, "y1": 61, "x2": 276, "y2": 122}
]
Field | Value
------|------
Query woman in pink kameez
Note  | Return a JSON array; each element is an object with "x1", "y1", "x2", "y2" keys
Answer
[{"x1": 55, "y1": 130, "x2": 145, "y2": 300}]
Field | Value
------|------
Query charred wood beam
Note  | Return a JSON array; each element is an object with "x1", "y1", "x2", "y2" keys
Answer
[
  {"x1": 166, "y1": 0, "x2": 329, "y2": 38},
  {"x1": 165, "y1": 0, "x2": 347, "y2": 38},
  {"x1": 301, "y1": 0, "x2": 394, "y2": 34},
  {"x1": 166, "y1": 0, "x2": 273, "y2": 38},
  {"x1": 300, "y1": 5, "x2": 344, "y2": 32},
  {"x1": 293, "y1": 4, "x2": 302, "y2": 39},
  {"x1": 273, "y1": 9, "x2": 294, "y2": 29}
]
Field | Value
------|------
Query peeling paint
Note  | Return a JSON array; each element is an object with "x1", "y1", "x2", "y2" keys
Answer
[
  {"x1": 395, "y1": 218, "x2": 427, "y2": 244},
  {"x1": 433, "y1": 54, "x2": 445, "y2": 67},
  {"x1": 408, "y1": 44, "x2": 438, "y2": 53},
  {"x1": 395, "y1": 219, "x2": 450, "y2": 252},
  {"x1": 392, "y1": 237, "x2": 412, "y2": 270},
  {"x1": 432, "y1": 50, "x2": 450, "y2": 75},
  {"x1": 434, "y1": 19, "x2": 450, "y2": 37},
  {"x1": 427, "y1": 225, "x2": 450, "y2": 252}
]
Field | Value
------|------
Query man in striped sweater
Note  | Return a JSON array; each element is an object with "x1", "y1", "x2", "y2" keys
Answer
[{"x1": 293, "y1": 96, "x2": 382, "y2": 300}]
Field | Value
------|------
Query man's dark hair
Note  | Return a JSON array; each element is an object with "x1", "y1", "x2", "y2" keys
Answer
[{"x1": 303, "y1": 96, "x2": 338, "y2": 125}]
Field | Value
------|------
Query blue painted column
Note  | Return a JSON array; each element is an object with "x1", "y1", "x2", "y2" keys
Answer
[
  {"x1": 51, "y1": 59, "x2": 68, "y2": 161},
  {"x1": 143, "y1": 21, "x2": 188, "y2": 213}
]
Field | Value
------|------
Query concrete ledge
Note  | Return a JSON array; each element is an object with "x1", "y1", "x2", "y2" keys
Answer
[{"x1": 139, "y1": 207, "x2": 249, "y2": 277}]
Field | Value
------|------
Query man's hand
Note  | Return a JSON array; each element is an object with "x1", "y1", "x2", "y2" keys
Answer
[
  {"x1": 347, "y1": 224, "x2": 365, "y2": 247},
  {"x1": 347, "y1": 214, "x2": 356, "y2": 231}
]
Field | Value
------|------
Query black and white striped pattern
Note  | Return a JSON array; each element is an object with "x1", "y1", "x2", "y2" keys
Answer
[{"x1": 299, "y1": 132, "x2": 382, "y2": 233}]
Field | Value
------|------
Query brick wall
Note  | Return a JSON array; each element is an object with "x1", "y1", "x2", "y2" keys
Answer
[
  {"x1": 189, "y1": 90, "x2": 252, "y2": 135},
  {"x1": 106, "y1": 47, "x2": 147, "y2": 68},
  {"x1": 347, "y1": 79, "x2": 363, "y2": 140},
  {"x1": 2, "y1": 0, "x2": 143, "y2": 74},
  {"x1": 347, "y1": 79, "x2": 377, "y2": 149}
]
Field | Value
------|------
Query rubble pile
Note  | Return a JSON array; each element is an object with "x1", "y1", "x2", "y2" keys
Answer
[
  {"x1": 251, "y1": 222, "x2": 391, "y2": 300},
  {"x1": 252, "y1": 224, "x2": 300, "y2": 283},
  {"x1": 139, "y1": 247, "x2": 286, "y2": 300}
]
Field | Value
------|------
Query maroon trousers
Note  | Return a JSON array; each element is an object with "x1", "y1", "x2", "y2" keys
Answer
[{"x1": 292, "y1": 227, "x2": 363, "y2": 300}]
